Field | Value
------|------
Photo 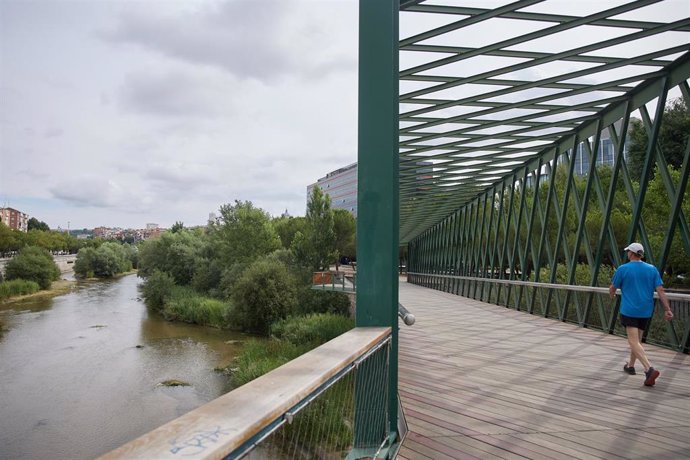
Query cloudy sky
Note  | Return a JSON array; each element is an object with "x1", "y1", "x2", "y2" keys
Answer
[
  {"x1": 2, "y1": 0, "x2": 688, "y2": 231},
  {"x1": 1, "y1": 0, "x2": 359, "y2": 230}
]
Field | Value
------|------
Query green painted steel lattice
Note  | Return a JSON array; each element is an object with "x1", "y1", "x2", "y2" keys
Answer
[{"x1": 400, "y1": 1, "x2": 690, "y2": 353}]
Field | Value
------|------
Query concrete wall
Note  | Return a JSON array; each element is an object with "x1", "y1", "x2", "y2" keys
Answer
[{"x1": 0, "y1": 254, "x2": 76, "y2": 277}]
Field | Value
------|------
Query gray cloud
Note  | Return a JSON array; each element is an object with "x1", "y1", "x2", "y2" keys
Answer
[
  {"x1": 101, "y1": 1, "x2": 293, "y2": 82},
  {"x1": 117, "y1": 70, "x2": 234, "y2": 117},
  {"x1": 43, "y1": 128, "x2": 64, "y2": 138},
  {"x1": 99, "y1": 0, "x2": 356, "y2": 83},
  {"x1": 50, "y1": 175, "x2": 153, "y2": 212}
]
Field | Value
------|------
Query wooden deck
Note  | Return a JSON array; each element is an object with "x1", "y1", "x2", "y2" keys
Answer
[{"x1": 397, "y1": 281, "x2": 690, "y2": 460}]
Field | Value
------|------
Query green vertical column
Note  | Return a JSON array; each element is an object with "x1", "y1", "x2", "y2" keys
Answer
[{"x1": 356, "y1": 0, "x2": 399, "y2": 450}]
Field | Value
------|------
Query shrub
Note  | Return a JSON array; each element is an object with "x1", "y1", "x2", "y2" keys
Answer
[
  {"x1": 140, "y1": 270, "x2": 176, "y2": 312},
  {"x1": 231, "y1": 339, "x2": 309, "y2": 387},
  {"x1": 231, "y1": 259, "x2": 298, "y2": 335},
  {"x1": 74, "y1": 242, "x2": 133, "y2": 278},
  {"x1": 5, "y1": 246, "x2": 60, "y2": 289},
  {"x1": 191, "y1": 258, "x2": 223, "y2": 295},
  {"x1": 296, "y1": 289, "x2": 351, "y2": 316},
  {"x1": 163, "y1": 286, "x2": 234, "y2": 329},
  {"x1": 0, "y1": 279, "x2": 41, "y2": 299},
  {"x1": 137, "y1": 230, "x2": 204, "y2": 285},
  {"x1": 74, "y1": 247, "x2": 96, "y2": 278},
  {"x1": 218, "y1": 262, "x2": 248, "y2": 299},
  {"x1": 271, "y1": 313, "x2": 354, "y2": 346}
]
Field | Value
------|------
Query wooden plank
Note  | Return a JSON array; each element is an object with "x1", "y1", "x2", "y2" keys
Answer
[
  {"x1": 405, "y1": 425, "x2": 530, "y2": 460},
  {"x1": 406, "y1": 432, "x2": 484, "y2": 460},
  {"x1": 398, "y1": 281, "x2": 690, "y2": 460},
  {"x1": 100, "y1": 327, "x2": 390, "y2": 459},
  {"x1": 396, "y1": 446, "x2": 434, "y2": 460},
  {"x1": 633, "y1": 426, "x2": 690, "y2": 446}
]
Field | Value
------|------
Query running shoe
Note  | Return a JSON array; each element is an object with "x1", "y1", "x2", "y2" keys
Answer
[
  {"x1": 644, "y1": 367, "x2": 660, "y2": 386},
  {"x1": 623, "y1": 363, "x2": 636, "y2": 375}
]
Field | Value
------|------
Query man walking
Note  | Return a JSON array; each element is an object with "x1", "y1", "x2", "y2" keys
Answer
[{"x1": 609, "y1": 243, "x2": 673, "y2": 386}]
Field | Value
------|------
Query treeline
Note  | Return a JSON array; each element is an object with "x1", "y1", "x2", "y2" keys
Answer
[
  {"x1": 489, "y1": 97, "x2": 690, "y2": 287},
  {"x1": 138, "y1": 187, "x2": 357, "y2": 335},
  {"x1": 513, "y1": 164, "x2": 690, "y2": 284},
  {"x1": 0, "y1": 222, "x2": 99, "y2": 256}
]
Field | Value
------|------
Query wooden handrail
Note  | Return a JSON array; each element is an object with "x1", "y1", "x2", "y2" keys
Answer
[
  {"x1": 100, "y1": 327, "x2": 391, "y2": 460},
  {"x1": 408, "y1": 272, "x2": 690, "y2": 301}
]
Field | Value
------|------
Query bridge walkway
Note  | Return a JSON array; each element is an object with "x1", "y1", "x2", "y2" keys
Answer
[{"x1": 397, "y1": 281, "x2": 690, "y2": 460}]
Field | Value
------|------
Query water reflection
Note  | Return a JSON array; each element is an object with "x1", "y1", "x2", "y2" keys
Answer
[{"x1": 0, "y1": 274, "x2": 248, "y2": 460}]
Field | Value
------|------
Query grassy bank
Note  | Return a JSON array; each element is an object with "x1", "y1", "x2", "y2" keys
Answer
[
  {"x1": 0, "y1": 279, "x2": 77, "y2": 304},
  {"x1": 161, "y1": 286, "x2": 233, "y2": 329},
  {"x1": 225, "y1": 313, "x2": 355, "y2": 454},
  {"x1": 228, "y1": 313, "x2": 354, "y2": 387},
  {"x1": 80, "y1": 269, "x2": 138, "y2": 281}
]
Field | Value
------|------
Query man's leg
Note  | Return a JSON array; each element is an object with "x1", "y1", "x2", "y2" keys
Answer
[
  {"x1": 626, "y1": 326, "x2": 651, "y2": 371},
  {"x1": 627, "y1": 332, "x2": 642, "y2": 367}
]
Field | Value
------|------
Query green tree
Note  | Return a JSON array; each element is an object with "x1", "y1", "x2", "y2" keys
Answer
[
  {"x1": 74, "y1": 242, "x2": 134, "y2": 278},
  {"x1": 138, "y1": 230, "x2": 204, "y2": 285},
  {"x1": 209, "y1": 201, "x2": 281, "y2": 267},
  {"x1": 292, "y1": 187, "x2": 337, "y2": 271},
  {"x1": 5, "y1": 246, "x2": 60, "y2": 289},
  {"x1": 140, "y1": 270, "x2": 176, "y2": 311},
  {"x1": 170, "y1": 221, "x2": 184, "y2": 233},
  {"x1": 74, "y1": 247, "x2": 96, "y2": 278},
  {"x1": 642, "y1": 167, "x2": 690, "y2": 279},
  {"x1": 0, "y1": 222, "x2": 22, "y2": 254},
  {"x1": 272, "y1": 215, "x2": 308, "y2": 249},
  {"x1": 27, "y1": 217, "x2": 50, "y2": 232},
  {"x1": 333, "y1": 209, "x2": 356, "y2": 260},
  {"x1": 232, "y1": 258, "x2": 298, "y2": 335},
  {"x1": 627, "y1": 97, "x2": 689, "y2": 182}
]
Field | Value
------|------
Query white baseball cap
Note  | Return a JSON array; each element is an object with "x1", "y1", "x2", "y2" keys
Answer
[{"x1": 624, "y1": 242, "x2": 644, "y2": 255}]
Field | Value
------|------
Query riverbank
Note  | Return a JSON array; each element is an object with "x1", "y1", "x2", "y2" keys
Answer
[
  {"x1": 79, "y1": 269, "x2": 138, "y2": 282},
  {"x1": 0, "y1": 279, "x2": 77, "y2": 305},
  {"x1": 0, "y1": 270, "x2": 138, "y2": 305}
]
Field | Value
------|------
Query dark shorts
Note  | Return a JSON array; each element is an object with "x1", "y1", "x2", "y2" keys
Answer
[{"x1": 620, "y1": 314, "x2": 651, "y2": 330}]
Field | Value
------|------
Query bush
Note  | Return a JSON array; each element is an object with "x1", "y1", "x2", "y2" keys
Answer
[
  {"x1": 73, "y1": 247, "x2": 96, "y2": 278},
  {"x1": 191, "y1": 258, "x2": 223, "y2": 295},
  {"x1": 296, "y1": 289, "x2": 351, "y2": 316},
  {"x1": 231, "y1": 259, "x2": 298, "y2": 335},
  {"x1": 140, "y1": 270, "x2": 176, "y2": 312},
  {"x1": 74, "y1": 242, "x2": 133, "y2": 278},
  {"x1": 163, "y1": 286, "x2": 234, "y2": 329},
  {"x1": 271, "y1": 313, "x2": 354, "y2": 346},
  {"x1": 137, "y1": 230, "x2": 204, "y2": 285},
  {"x1": 0, "y1": 279, "x2": 41, "y2": 299},
  {"x1": 218, "y1": 262, "x2": 248, "y2": 299},
  {"x1": 231, "y1": 339, "x2": 309, "y2": 387},
  {"x1": 230, "y1": 314, "x2": 355, "y2": 454},
  {"x1": 5, "y1": 246, "x2": 60, "y2": 289}
]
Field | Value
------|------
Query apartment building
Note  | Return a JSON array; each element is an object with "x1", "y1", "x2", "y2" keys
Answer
[{"x1": 0, "y1": 207, "x2": 29, "y2": 232}]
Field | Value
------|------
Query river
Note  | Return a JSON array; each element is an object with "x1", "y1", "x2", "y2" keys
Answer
[{"x1": 0, "y1": 274, "x2": 248, "y2": 460}]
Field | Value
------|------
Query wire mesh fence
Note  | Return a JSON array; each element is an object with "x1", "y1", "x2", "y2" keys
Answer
[
  {"x1": 409, "y1": 272, "x2": 690, "y2": 353},
  {"x1": 239, "y1": 337, "x2": 391, "y2": 460}
]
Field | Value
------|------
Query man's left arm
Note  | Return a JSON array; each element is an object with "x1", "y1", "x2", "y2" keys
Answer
[{"x1": 656, "y1": 285, "x2": 674, "y2": 321}]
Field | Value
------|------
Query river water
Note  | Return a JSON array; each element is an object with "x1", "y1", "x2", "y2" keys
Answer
[{"x1": 0, "y1": 274, "x2": 248, "y2": 460}]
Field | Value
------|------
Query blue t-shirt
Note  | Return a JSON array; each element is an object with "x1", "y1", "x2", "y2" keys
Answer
[{"x1": 611, "y1": 261, "x2": 662, "y2": 318}]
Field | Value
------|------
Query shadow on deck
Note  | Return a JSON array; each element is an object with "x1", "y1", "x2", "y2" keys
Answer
[{"x1": 398, "y1": 281, "x2": 690, "y2": 460}]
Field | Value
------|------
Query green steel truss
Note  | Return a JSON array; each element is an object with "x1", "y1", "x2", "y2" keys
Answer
[{"x1": 400, "y1": 1, "x2": 690, "y2": 352}]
